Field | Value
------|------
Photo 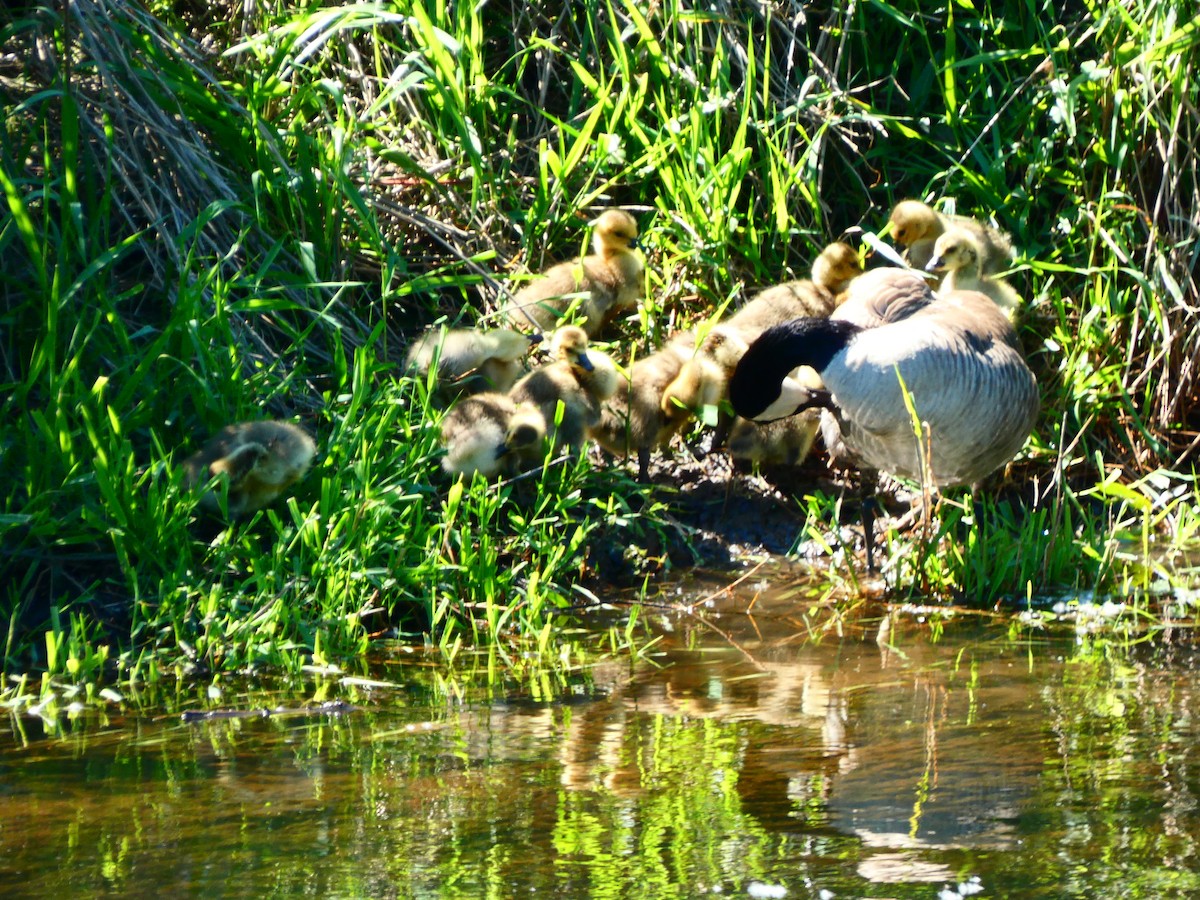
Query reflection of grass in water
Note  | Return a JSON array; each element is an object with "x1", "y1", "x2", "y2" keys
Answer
[
  {"x1": 1, "y1": 0, "x2": 1199, "y2": 695},
  {"x1": 11, "y1": 627, "x2": 1200, "y2": 898}
]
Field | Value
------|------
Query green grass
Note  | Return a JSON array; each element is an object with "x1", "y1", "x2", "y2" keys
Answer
[{"x1": 1, "y1": 0, "x2": 1197, "y2": 693}]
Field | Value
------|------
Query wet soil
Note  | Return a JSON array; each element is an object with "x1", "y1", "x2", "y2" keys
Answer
[{"x1": 585, "y1": 434, "x2": 898, "y2": 586}]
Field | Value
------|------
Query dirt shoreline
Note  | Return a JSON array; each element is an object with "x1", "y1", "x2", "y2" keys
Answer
[{"x1": 586, "y1": 441, "x2": 883, "y2": 588}]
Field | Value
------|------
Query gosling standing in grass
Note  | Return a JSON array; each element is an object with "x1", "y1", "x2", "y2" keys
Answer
[
  {"x1": 888, "y1": 200, "x2": 1015, "y2": 275},
  {"x1": 405, "y1": 327, "x2": 542, "y2": 400},
  {"x1": 592, "y1": 326, "x2": 746, "y2": 482},
  {"x1": 509, "y1": 326, "x2": 619, "y2": 452},
  {"x1": 925, "y1": 228, "x2": 1022, "y2": 318},
  {"x1": 439, "y1": 393, "x2": 546, "y2": 480},
  {"x1": 184, "y1": 420, "x2": 316, "y2": 518},
  {"x1": 501, "y1": 209, "x2": 643, "y2": 336}
]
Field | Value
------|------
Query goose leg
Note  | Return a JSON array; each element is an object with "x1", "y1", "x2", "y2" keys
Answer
[
  {"x1": 637, "y1": 447, "x2": 651, "y2": 483},
  {"x1": 859, "y1": 469, "x2": 880, "y2": 573}
]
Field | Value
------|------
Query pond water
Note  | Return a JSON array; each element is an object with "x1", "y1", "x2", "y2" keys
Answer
[{"x1": 3, "y1": 567, "x2": 1200, "y2": 898}]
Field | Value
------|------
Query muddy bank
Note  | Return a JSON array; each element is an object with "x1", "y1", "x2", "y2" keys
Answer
[{"x1": 585, "y1": 438, "x2": 886, "y2": 587}]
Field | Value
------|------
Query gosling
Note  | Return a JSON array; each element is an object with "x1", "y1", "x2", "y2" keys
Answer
[
  {"x1": 439, "y1": 392, "x2": 520, "y2": 480},
  {"x1": 925, "y1": 228, "x2": 1022, "y2": 317},
  {"x1": 724, "y1": 242, "x2": 859, "y2": 345},
  {"x1": 184, "y1": 420, "x2": 316, "y2": 518},
  {"x1": 888, "y1": 200, "x2": 1015, "y2": 275},
  {"x1": 726, "y1": 413, "x2": 822, "y2": 467},
  {"x1": 591, "y1": 345, "x2": 688, "y2": 482},
  {"x1": 810, "y1": 241, "x2": 865, "y2": 298},
  {"x1": 406, "y1": 327, "x2": 541, "y2": 399},
  {"x1": 594, "y1": 327, "x2": 746, "y2": 481},
  {"x1": 509, "y1": 326, "x2": 619, "y2": 452},
  {"x1": 501, "y1": 209, "x2": 643, "y2": 336},
  {"x1": 725, "y1": 363, "x2": 825, "y2": 466}
]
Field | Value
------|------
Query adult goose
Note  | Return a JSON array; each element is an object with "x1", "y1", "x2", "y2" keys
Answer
[{"x1": 728, "y1": 282, "x2": 1038, "y2": 568}]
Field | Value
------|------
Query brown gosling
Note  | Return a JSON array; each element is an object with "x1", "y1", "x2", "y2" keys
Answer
[
  {"x1": 925, "y1": 228, "x2": 1022, "y2": 318},
  {"x1": 591, "y1": 346, "x2": 688, "y2": 482},
  {"x1": 726, "y1": 413, "x2": 822, "y2": 467},
  {"x1": 509, "y1": 326, "x2": 619, "y2": 452},
  {"x1": 503, "y1": 402, "x2": 550, "y2": 472},
  {"x1": 593, "y1": 327, "x2": 747, "y2": 481},
  {"x1": 726, "y1": 359, "x2": 824, "y2": 466},
  {"x1": 501, "y1": 209, "x2": 644, "y2": 336},
  {"x1": 184, "y1": 420, "x2": 316, "y2": 518},
  {"x1": 725, "y1": 242, "x2": 862, "y2": 346},
  {"x1": 724, "y1": 279, "x2": 838, "y2": 346},
  {"x1": 888, "y1": 199, "x2": 1015, "y2": 275},
  {"x1": 439, "y1": 392, "x2": 519, "y2": 480},
  {"x1": 406, "y1": 327, "x2": 542, "y2": 399},
  {"x1": 810, "y1": 241, "x2": 866, "y2": 299}
]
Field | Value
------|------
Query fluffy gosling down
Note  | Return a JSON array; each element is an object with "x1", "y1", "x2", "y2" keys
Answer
[
  {"x1": 809, "y1": 240, "x2": 865, "y2": 298},
  {"x1": 438, "y1": 392, "x2": 552, "y2": 480},
  {"x1": 925, "y1": 227, "x2": 1023, "y2": 317},
  {"x1": 509, "y1": 325, "x2": 619, "y2": 452},
  {"x1": 593, "y1": 327, "x2": 746, "y2": 481},
  {"x1": 501, "y1": 209, "x2": 644, "y2": 336},
  {"x1": 184, "y1": 420, "x2": 316, "y2": 518},
  {"x1": 726, "y1": 413, "x2": 821, "y2": 467},
  {"x1": 723, "y1": 242, "x2": 861, "y2": 347},
  {"x1": 888, "y1": 200, "x2": 1015, "y2": 275},
  {"x1": 406, "y1": 327, "x2": 541, "y2": 398}
]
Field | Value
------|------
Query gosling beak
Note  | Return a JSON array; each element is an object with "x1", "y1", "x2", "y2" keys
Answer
[
  {"x1": 575, "y1": 352, "x2": 595, "y2": 372},
  {"x1": 495, "y1": 443, "x2": 511, "y2": 460},
  {"x1": 527, "y1": 333, "x2": 544, "y2": 346},
  {"x1": 925, "y1": 256, "x2": 944, "y2": 273},
  {"x1": 627, "y1": 235, "x2": 641, "y2": 250}
]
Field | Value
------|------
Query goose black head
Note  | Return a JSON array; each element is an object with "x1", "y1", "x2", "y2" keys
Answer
[{"x1": 729, "y1": 317, "x2": 860, "y2": 421}]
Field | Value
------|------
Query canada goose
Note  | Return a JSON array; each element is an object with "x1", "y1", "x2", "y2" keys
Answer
[
  {"x1": 925, "y1": 228, "x2": 1022, "y2": 317},
  {"x1": 509, "y1": 326, "x2": 619, "y2": 451},
  {"x1": 184, "y1": 420, "x2": 316, "y2": 518},
  {"x1": 729, "y1": 288, "x2": 1038, "y2": 567},
  {"x1": 439, "y1": 392, "x2": 519, "y2": 480},
  {"x1": 888, "y1": 200, "x2": 1015, "y2": 276},
  {"x1": 501, "y1": 209, "x2": 644, "y2": 336},
  {"x1": 832, "y1": 267, "x2": 937, "y2": 329},
  {"x1": 406, "y1": 327, "x2": 542, "y2": 399}
]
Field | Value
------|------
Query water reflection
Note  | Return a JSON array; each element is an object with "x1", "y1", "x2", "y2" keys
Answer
[{"x1": 3, "y1": 569, "x2": 1200, "y2": 898}]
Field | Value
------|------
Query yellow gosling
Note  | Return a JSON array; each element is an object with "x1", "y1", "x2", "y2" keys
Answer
[
  {"x1": 184, "y1": 420, "x2": 316, "y2": 518},
  {"x1": 502, "y1": 209, "x2": 644, "y2": 336}
]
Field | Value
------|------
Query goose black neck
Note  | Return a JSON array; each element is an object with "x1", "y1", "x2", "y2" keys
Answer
[{"x1": 728, "y1": 317, "x2": 860, "y2": 419}]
